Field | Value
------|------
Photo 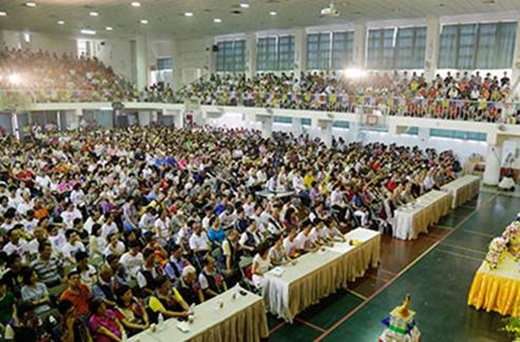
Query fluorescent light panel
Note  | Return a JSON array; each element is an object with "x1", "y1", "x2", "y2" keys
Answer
[{"x1": 80, "y1": 29, "x2": 96, "y2": 35}]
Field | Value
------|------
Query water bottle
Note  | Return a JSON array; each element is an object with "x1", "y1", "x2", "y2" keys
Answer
[{"x1": 157, "y1": 313, "x2": 165, "y2": 330}]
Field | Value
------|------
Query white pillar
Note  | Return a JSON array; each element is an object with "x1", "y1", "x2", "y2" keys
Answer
[
  {"x1": 424, "y1": 16, "x2": 440, "y2": 82},
  {"x1": 418, "y1": 127, "x2": 430, "y2": 148},
  {"x1": 483, "y1": 144, "x2": 502, "y2": 186},
  {"x1": 245, "y1": 33, "x2": 257, "y2": 79},
  {"x1": 318, "y1": 119, "x2": 333, "y2": 147},
  {"x1": 261, "y1": 116, "x2": 273, "y2": 139},
  {"x1": 293, "y1": 28, "x2": 306, "y2": 75},
  {"x1": 138, "y1": 111, "x2": 151, "y2": 126},
  {"x1": 293, "y1": 118, "x2": 303, "y2": 136},
  {"x1": 353, "y1": 23, "x2": 367, "y2": 68},
  {"x1": 348, "y1": 122, "x2": 360, "y2": 143},
  {"x1": 509, "y1": 15, "x2": 520, "y2": 100},
  {"x1": 136, "y1": 36, "x2": 149, "y2": 91}
]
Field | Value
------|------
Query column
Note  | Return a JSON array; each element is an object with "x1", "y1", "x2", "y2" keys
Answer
[
  {"x1": 245, "y1": 33, "x2": 257, "y2": 79},
  {"x1": 135, "y1": 36, "x2": 149, "y2": 91},
  {"x1": 293, "y1": 118, "x2": 303, "y2": 136},
  {"x1": 483, "y1": 144, "x2": 502, "y2": 186},
  {"x1": 318, "y1": 119, "x2": 333, "y2": 147},
  {"x1": 138, "y1": 111, "x2": 151, "y2": 126},
  {"x1": 509, "y1": 15, "x2": 520, "y2": 100},
  {"x1": 261, "y1": 116, "x2": 273, "y2": 139},
  {"x1": 293, "y1": 28, "x2": 306, "y2": 75},
  {"x1": 424, "y1": 16, "x2": 440, "y2": 82},
  {"x1": 353, "y1": 23, "x2": 367, "y2": 68},
  {"x1": 417, "y1": 127, "x2": 430, "y2": 148},
  {"x1": 348, "y1": 122, "x2": 360, "y2": 143}
]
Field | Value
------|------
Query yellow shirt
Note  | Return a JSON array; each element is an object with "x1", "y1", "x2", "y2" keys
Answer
[
  {"x1": 303, "y1": 174, "x2": 314, "y2": 189},
  {"x1": 148, "y1": 289, "x2": 185, "y2": 312}
]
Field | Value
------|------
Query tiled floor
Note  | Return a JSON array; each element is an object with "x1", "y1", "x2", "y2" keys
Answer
[{"x1": 268, "y1": 191, "x2": 517, "y2": 341}]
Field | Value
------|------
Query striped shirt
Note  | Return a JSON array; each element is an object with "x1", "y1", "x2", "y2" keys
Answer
[{"x1": 30, "y1": 256, "x2": 63, "y2": 287}]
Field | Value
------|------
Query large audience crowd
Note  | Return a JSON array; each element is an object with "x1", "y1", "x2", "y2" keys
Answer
[
  {"x1": 0, "y1": 125, "x2": 462, "y2": 341},
  {"x1": 1, "y1": 47, "x2": 519, "y2": 123}
]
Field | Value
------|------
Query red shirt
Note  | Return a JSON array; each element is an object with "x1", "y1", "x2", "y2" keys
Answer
[{"x1": 59, "y1": 284, "x2": 92, "y2": 316}]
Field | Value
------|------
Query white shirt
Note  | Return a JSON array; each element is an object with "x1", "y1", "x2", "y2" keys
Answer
[
  {"x1": 48, "y1": 233, "x2": 67, "y2": 254},
  {"x1": 61, "y1": 209, "x2": 82, "y2": 228},
  {"x1": 154, "y1": 217, "x2": 171, "y2": 240},
  {"x1": 136, "y1": 265, "x2": 159, "y2": 289},
  {"x1": 294, "y1": 232, "x2": 312, "y2": 250},
  {"x1": 104, "y1": 241, "x2": 126, "y2": 257},
  {"x1": 120, "y1": 252, "x2": 144, "y2": 278},
  {"x1": 3, "y1": 239, "x2": 29, "y2": 257},
  {"x1": 239, "y1": 231, "x2": 262, "y2": 248},
  {"x1": 16, "y1": 200, "x2": 33, "y2": 216},
  {"x1": 101, "y1": 222, "x2": 118, "y2": 238},
  {"x1": 62, "y1": 241, "x2": 86, "y2": 260},
  {"x1": 283, "y1": 237, "x2": 297, "y2": 256},
  {"x1": 70, "y1": 190, "x2": 86, "y2": 207},
  {"x1": 189, "y1": 232, "x2": 210, "y2": 251}
]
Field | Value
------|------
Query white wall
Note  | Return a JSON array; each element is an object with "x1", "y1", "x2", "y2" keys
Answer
[
  {"x1": 174, "y1": 37, "x2": 213, "y2": 89},
  {"x1": 206, "y1": 112, "x2": 487, "y2": 164},
  {"x1": 93, "y1": 38, "x2": 134, "y2": 82},
  {"x1": 1, "y1": 30, "x2": 76, "y2": 55}
]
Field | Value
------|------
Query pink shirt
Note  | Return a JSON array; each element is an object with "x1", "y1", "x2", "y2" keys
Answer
[{"x1": 89, "y1": 309, "x2": 122, "y2": 342}]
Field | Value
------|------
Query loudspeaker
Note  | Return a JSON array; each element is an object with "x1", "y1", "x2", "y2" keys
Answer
[{"x1": 212, "y1": 44, "x2": 219, "y2": 52}]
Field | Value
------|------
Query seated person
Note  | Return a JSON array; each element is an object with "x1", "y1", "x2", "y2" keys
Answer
[
  {"x1": 294, "y1": 224, "x2": 319, "y2": 253},
  {"x1": 146, "y1": 276, "x2": 190, "y2": 322},
  {"x1": 53, "y1": 300, "x2": 92, "y2": 342},
  {"x1": 269, "y1": 234, "x2": 290, "y2": 266},
  {"x1": 115, "y1": 285, "x2": 149, "y2": 336},
  {"x1": 251, "y1": 242, "x2": 271, "y2": 290},
  {"x1": 239, "y1": 221, "x2": 263, "y2": 255},
  {"x1": 136, "y1": 249, "x2": 164, "y2": 297},
  {"x1": 0, "y1": 277, "x2": 15, "y2": 333},
  {"x1": 164, "y1": 244, "x2": 190, "y2": 282},
  {"x1": 198, "y1": 256, "x2": 226, "y2": 299},
  {"x1": 88, "y1": 297, "x2": 124, "y2": 342},
  {"x1": 176, "y1": 266, "x2": 204, "y2": 305},
  {"x1": 282, "y1": 229, "x2": 299, "y2": 259},
  {"x1": 20, "y1": 268, "x2": 51, "y2": 315},
  {"x1": 4, "y1": 301, "x2": 50, "y2": 342}
]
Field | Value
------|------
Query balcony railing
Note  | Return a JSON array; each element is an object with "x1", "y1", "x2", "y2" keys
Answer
[{"x1": 1, "y1": 88, "x2": 519, "y2": 124}]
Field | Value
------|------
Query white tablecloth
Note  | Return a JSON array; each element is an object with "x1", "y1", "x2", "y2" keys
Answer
[
  {"x1": 393, "y1": 190, "x2": 452, "y2": 240},
  {"x1": 262, "y1": 228, "x2": 381, "y2": 322},
  {"x1": 441, "y1": 175, "x2": 480, "y2": 209},
  {"x1": 129, "y1": 287, "x2": 268, "y2": 342}
]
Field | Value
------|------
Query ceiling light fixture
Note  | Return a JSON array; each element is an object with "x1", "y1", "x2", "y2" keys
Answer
[
  {"x1": 25, "y1": 2, "x2": 37, "y2": 7},
  {"x1": 80, "y1": 29, "x2": 96, "y2": 35},
  {"x1": 240, "y1": 3, "x2": 250, "y2": 8},
  {"x1": 105, "y1": 26, "x2": 113, "y2": 31},
  {"x1": 269, "y1": 11, "x2": 277, "y2": 16},
  {"x1": 131, "y1": 1, "x2": 141, "y2": 7},
  {"x1": 213, "y1": 18, "x2": 222, "y2": 23},
  {"x1": 89, "y1": 11, "x2": 99, "y2": 17},
  {"x1": 0, "y1": 11, "x2": 7, "y2": 16},
  {"x1": 184, "y1": 12, "x2": 193, "y2": 17},
  {"x1": 140, "y1": 19, "x2": 148, "y2": 24},
  {"x1": 57, "y1": 20, "x2": 65, "y2": 25}
]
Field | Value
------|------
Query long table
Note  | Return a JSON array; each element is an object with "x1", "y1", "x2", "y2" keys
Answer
[
  {"x1": 129, "y1": 287, "x2": 268, "y2": 342},
  {"x1": 441, "y1": 175, "x2": 480, "y2": 209},
  {"x1": 393, "y1": 190, "x2": 452, "y2": 240},
  {"x1": 467, "y1": 254, "x2": 520, "y2": 317},
  {"x1": 262, "y1": 228, "x2": 381, "y2": 322}
]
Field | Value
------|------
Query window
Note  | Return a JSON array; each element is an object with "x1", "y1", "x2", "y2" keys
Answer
[
  {"x1": 157, "y1": 57, "x2": 172, "y2": 71},
  {"x1": 331, "y1": 32, "x2": 354, "y2": 69},
  {"x1": 278, "y1": 36, "x2": 295, "y2": 70},
  {"x1": 395, "y1": 27, "x2": 426, "y2": 69},
  {"x1": 366, "y1": 28, "x2": 396, "y2": 69},
  {"x1": 215, "y1": 39, "x2": 246, "y2": 72},
  {"x1": 307, "y1": 31, "x2": 354, "y2": 70},
  {"x1": 257, "y1": 37, "x2": 277, "y2": 71},
  {"x1": 439, "y1": 22, "x2": 517, "y2": 69},
  {"x1": 77, "y1": 39, "x2": 91, "y2": 58}
]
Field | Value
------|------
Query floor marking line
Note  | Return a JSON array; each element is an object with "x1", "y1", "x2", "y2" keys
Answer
[
  {"x1": 440, "y1": 242, "x2": 487, "y2": 255},
  {"x1": 433, "y1": 225, "x2": 454, "y2": 230},
  {"x1": 294, "y1": 318, "x2": 327, "y2": 333},
  {"x1": 461, "y1": 230, "x2": 494, "y2": 238},
  {"x1": 436, "y1": 248, "x2": 484, "y2": 262},
  {"x1": 269, "y1": 321, "x2": 286, "y2": 334},
  {"x1": 346, "y1": 289, "x2": 368, "y2": 301},
  {"x1": 313, "y1": 193, "x2": 497, "y2": 342}
]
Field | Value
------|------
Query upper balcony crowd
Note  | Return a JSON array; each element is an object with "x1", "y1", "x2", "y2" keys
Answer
[{"x1": 1, "y1": 47, "x2": 519, "y2": 123}]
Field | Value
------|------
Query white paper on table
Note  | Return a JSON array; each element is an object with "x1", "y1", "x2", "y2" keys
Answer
[
  {"x1": 328, "y1": 243, "x2": 354, "y2": 254},
  {"x1": 270, "y1": 266, "x2": 285, "y2": 277},
  {"x1": 177, "y1": 322, "x2": 191, "y2": 333}
]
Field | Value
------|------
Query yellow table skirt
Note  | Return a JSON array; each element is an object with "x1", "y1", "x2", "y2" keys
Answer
[{"x1": 468, "y1": 257, "x2": 520, "y2": 317}]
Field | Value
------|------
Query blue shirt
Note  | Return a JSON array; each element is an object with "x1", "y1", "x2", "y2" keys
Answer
[{"x1": 208, "y1": 227, "x2": 225, "y2": 247}]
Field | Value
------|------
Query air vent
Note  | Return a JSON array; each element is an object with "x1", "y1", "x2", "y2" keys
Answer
[{"x1": 231, "y1": 10, "x2": 242, "y2": 14}]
